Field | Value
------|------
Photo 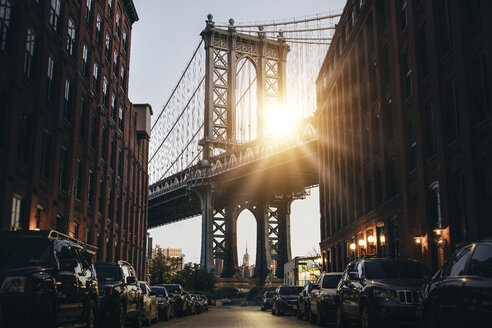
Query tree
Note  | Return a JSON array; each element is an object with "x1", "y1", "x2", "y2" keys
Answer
[
  {"x1": 172, "y1": 263, "x2": 216, "y2": 293},
  {"x1": 148, "y1": 252, "x2": 183, "y2": 285}
]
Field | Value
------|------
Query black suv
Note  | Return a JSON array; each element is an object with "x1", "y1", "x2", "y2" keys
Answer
[
  {"x1": 96, "y1": 261, "x2": 144, "y2": 327},
  {"x1": 160, "y1": 284, "x2": 188, "y2": 316},
  {"x1": 296, "y1": 282, "x2": 315, "y2": 320},
  {"x1": 421, "y1": 238, "x2": 492, "y2": 328},
  {"x1": 309, "y1": 272, "x2": 343, "y2": 324},
  {"x1": 260, "y1": 291, "x2": 274, "y2": 311},
  {"x1": 271, "y1": 285, "x2": 303, "y2": 315},
  {"x1": 336, "y1": 258, "x2": 431, "y2": 328},
  {"x1": 0, "y1": 230, "x2": 99, "y2": 328}
]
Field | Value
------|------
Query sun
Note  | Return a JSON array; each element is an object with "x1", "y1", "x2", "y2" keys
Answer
[{"x1": 264, "y1": 103, "x2": 302, "y2": 139}]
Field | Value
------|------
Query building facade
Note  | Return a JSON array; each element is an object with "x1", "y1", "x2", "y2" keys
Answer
[
  {"x1": 284, "y1": 256, "x2": 321, "y2": 286},
  {"x1": 0, "y1": 0, "x2": 151, "y2": 278},
  {"x1": 317, "y1": 0, "x2": 491, "y2": 272}
]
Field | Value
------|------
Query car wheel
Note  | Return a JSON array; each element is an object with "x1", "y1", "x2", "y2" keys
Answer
[
  {"x1": 261, "y1": 305, "x2": 265, "y2": 311},
  {"x1": 423, "y1": 307, "x2": 440, "y2": 328},
  {"x1": 336, "y1": 304, "x2": 345, "y2": 328},
  {"x1": 305, "y1": 304, "x2": 310, "y2": 321},
  {"x1": 316, "y1": 303, "x2": 324, "y2": 326},
  {"x1": 164, "y1": 306, "x2": 171, "y2": 321},
  {"x1": 271, "y1": 305, "x2": 276, "y2": 315},
  {"x1": 113, "y1": 302, "x2": 125, "y2": 328},
  {"x1": 310, "y1": 307, "x2": 317, "y2": 324},
  {"x1": 360, "y1": 304, "x2": 373, "y2": 328},
  {"x1": 38, "y1": 297, "x2": 56, "y2": 328},
  {"x1": 86, "y1": 299, "x2": 97, "y2": 328},
  {"x1": 297, "y1": 306, "x2": 302, "y2": 320},
  {"x1": 133, "y1": 311, "x2": 143, "y2": 328}
]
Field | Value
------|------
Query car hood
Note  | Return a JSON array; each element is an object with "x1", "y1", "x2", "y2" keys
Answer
[
  {"x1": 368, "y1": 278, "x2": 427, "y2": 289},
  {"x1": 98, "y1": 281, "x2": 123, "y2": 289}
]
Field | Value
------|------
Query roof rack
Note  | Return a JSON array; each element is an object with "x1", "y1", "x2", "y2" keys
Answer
[{"x1": 48, "y1": 230, "x2": 98, "y2": 255}]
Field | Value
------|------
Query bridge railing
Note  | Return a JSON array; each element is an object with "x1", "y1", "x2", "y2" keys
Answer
[{"x1": 149, "y1": 118, "x2": 318, "y2": 199}]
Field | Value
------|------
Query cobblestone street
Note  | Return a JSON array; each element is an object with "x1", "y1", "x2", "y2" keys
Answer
[{"x1": 153, "y1": 306, "x2": 314, "y2": 328}]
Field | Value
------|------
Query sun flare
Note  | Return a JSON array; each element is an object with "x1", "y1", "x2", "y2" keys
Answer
[{"x1": 264, "y1": 103, "x2": 302, "y2": 138}]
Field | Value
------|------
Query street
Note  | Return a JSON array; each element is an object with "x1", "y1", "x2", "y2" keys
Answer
[{"x1": 152, "y1": 306, "x2": 313, "y2": 328}]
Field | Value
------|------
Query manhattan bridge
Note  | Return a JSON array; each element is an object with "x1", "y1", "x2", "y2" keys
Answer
[{"x1": 148, "y1": 12, "x2": 341, "y2": 278}]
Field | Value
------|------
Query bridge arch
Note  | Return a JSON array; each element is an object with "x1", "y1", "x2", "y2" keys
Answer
[
  {"x1": 235, "y1": 56, "x2": 258, "y2": 143},
  {"x1": 236, "y1": 207, "x2": 257, "y2": 277}
]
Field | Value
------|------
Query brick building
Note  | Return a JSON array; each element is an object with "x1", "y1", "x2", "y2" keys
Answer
[
  {"x1": 317, "y1": 0, "x2": 491, "y2": 272},
  {"x1": 0, "y1": 0, "x2": 151, "y2": 278}
]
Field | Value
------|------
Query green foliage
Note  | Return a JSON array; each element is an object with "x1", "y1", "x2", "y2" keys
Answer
[
  {"x1": 211, "y1": 287, "x2": 239, "y2": 299},
  {"x1": 172, "y1": 263, "x2": 216, "y2": 293},
  {"x1": 148, "y1": 252, "x2": 183, "y2": 285}
]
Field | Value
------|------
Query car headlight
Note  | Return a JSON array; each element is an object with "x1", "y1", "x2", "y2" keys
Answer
[
  {"x1": 1, "y1": 277, "x2": 26, "y2": 292},
  {"x1": 373, "y1": 288, "x2": 395, "y2": 300}
]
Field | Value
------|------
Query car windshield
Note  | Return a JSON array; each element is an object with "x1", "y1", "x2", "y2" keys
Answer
[
  {"x1": 265, "y1": 291, "x2": 273, "y2": 298},
  {"x1": 279, "y1": 286, "x2": 303, "y2": 295},
  {"x1": 95, "y1": 264, "x2": 122, "y2": 281},
  {"x1": 365, "y1": 261, "x2": 431, "y2": 279},
  {"x1": 322, "y1": 274, "x2": 342, "y2": 288},
  {"x1": 0, "y1": 238, "x2": 52, "y2": 268},
  {"x1": 163, "y1": 285, "x2": 180, "y2": 294},
  {"x1": 151, "y1": 287, "x2": 168, "y2": 297}
]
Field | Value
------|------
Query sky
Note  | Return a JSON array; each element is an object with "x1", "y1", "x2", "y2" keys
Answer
[{"x1": 128, "y1": 0, "x2": 346, "y2": 264}]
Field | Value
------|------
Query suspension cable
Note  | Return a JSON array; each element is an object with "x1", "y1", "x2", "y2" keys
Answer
[
  {"x1": 216, "y1": 12, "x2": 341, "y2": 28},
  {"x1": 149, "y1": 75, "x2": 205, "y2": 163},
  {"x1": 236, "y1": 25, "x2": 336, "y2": 34},
  {"x1": 151, "y1": 40, "x2": 203, "y2": 133},
  {"x1": 159, "y1": 123, "x2": 204, "y2": 180},
  {"x1": 286, "y1": 41, "x2": 331, "y2": 45},
  {"x1": 186, "y1": 149, "x2": 203, "y2": 170},
  {"x1": 282, "y1": 37, "x2": 332, "y2": 41}
]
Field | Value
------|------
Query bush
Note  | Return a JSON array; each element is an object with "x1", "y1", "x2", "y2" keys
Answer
[{"x1": 212, "y1": 287, "x2": 239, "y2": 300}]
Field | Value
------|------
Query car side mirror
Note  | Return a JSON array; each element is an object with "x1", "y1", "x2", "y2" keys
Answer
[
  {"x1": 311, "y1": 284, "x2": 320, "y2": 290},
  {"x1": 348, "y1": 271, "x2": 359, "y2": 280},
  {"x1": 60, "y1": 258, "x2": 78, "y2": 271},
  {"x1": 126, "y1": 276, "x2": 136, "y2": 284}
]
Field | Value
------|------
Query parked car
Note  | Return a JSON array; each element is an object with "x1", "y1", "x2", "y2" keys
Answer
[
  {"x1": 421, "y1": 239, "x2": 492, "y2": 328},
  {"x1": 160, "y1": 284, "x2": 188, "y2": 316},
  {"x1": 138, "y1": 281, "x2": 158, "y2": 325},
  {"x1": 192, "y1": 294, "x2": 206, "y2": 313},
  {"x1": 261, "y1": 291, "x2": 274, "y2": 311},
  {"x1": 336, "y1": 257, "x2": 431, "y2": 328},
  {"x1": 0, "y1": 230, "x2": 99, "y2": 328},
  {"x1": 309, "y1": 272, "x2": 343, "y2": 324},
  {"x1": 297, "y1": 282, "x2": 315, "y2": 320},
  {"x1": 271, "y1": 286, "x2": 303, "y2": 315},
  {"x1": 184, "y1": 292, "x2": 196, "y2": 315},
  {"x1": 96, "y1": 261, "x2": 144, "y2": 328},
  {"x1": 196, "y1": 294, "x2": 208, "y2": 311},
  {"x1": 150, "y1": 286, "x2": 174, "y2": 321}
]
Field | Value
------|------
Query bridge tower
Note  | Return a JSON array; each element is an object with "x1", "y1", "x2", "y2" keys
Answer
[{"x1": 198, "y1": 15, "x2": 292, "y2": 278}]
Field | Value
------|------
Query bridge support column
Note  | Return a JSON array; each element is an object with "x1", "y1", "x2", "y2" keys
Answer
[
  {"x1": 275, "y1": 197, "x2": 292, "y2": 277},
  {"x1": 254, "y1": 201, "x2": 272, "y2": 279},
  {"x1": 200, "y1": 188, "x2": 214, "y2": 271},
  {"x1": 222, "y1": 204, "x2": 238, "y2": 277}
]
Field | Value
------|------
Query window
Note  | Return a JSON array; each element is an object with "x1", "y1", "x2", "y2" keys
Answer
[
  {"x1": 444, "y1": 246, "x2": 471, "y2": 277},
  {"x1": 453, "y1": 171, "x2": 468, "y2": 244},
  {"x1": 76, "y1": 160, "x2": 82, "y2": 200},
  {"x1": 80, "y1": 98, "x2": 87, "y2": 139},
  {"x1": 64, "y1": 79, "x2": 72, "y2": 121},
  {"x1": 46, "y1": 55, "x2": 55, "y2": 103},
  {"x1": 101, "y1": 126, "x2": 107, "y2": 160},
  {"x1": 88, "y1": 170, "x2": 93, "y2": 208},
  {"x1": 446, "y1": 79, "x2": 460, "y2": 143},
  {"x1": 402, "y1": 49, "x2": 412, "y2": 98},
  {"x1": 108, "y1": 188, "x2": 113, "y2": 220},
  {"x1": 428, "y1": 181, "x2": 442, "y2": 228},
  {"x1": 408, "y1": 118, "x2": 417, "y2": 171},
  {"x1": 11, "y1": 195, "x2": 22, "y2": 230},
  {"x1": 116, "y1": 194, "x2": 121, "y2": 224},
  {"x1": 73, "y1": 222, "x2": 79, "y2": 239},
  {"x1": 90, "y1": 115, "x2": 97, "y2": 150},
  {"x1": 85, "y1": 229, "x2": 91, "y2": 244},
  {"x1": 24, "y1": 27, "x2": 36, "y2": 80},
  {"x1": 95, "y1": 14, "x2": 102, "y2": 45},
  {"x1": 59, "y1": 147, "x2": 68, "y2": 191},
  {"x1": 49, "y1": 0, "x2": 61, "y2": 32},
  {"x1": 420, "y1": 25, "x2": 429, "y2": 78},
  {"x1": 0, "y1": 0, "x2": 12, "y2": 51},
  {"x1": 110, "y1": 138, "x2": 116, "y2": 170},
  {"x1": 382, "y1": 102, "x2": 393, "y2": 142},
  {"x1": 40, "y1": 130, "x2": 51, "y2": 179},
  {"x1": 113, "y1": 50, "x2": 118, "y2": 75},
  {"x1": 386, "y1": 157, "x2": 397, "y2": 197},
  {"x1": 82, "y1": 44, "x2": 89, "y2": 77},
  {"x1": 424, "y1": 102, "x2": 436, "y2": 158},
  {"x1": 120, "y1": 66, "x2": 125, "y2": 90},
  {"x1": 85, "y1": 0, "x2": 92, "y2": 25},
  {"x1": 438, "y1": 0, "x2": 452, "y2": 54},
  {"x1": 116, "y1": 12, "x2": 120, "y2": 36},
  {"x1": 118, "y1": 106, "x2": 123, "y2": 131},
  {"x1": 107, "y1": 0, "x2": 113, "y2": 18},
  {"x1": 472, "y1": 52, "x2": 490, "y2": 123},
  {"x1": 400, "y1": 0, "x2": 407, "y2": 30},
  {"x1": 17, "y1": 114, "x2": 30, "y2": 164},
  {"x1": 92, "y1": 62, "x2": 99, "y2": 93},
  {"x1": 111, "y1": 93, "x2": 116, "y2": 120},
  {"x1": 66, "y1": 18, "x2": 76, "y2": 57},
  {"x1": 470, "y1": 244, "x2": 492, "y2": 278},
  {"x1": 105, "y1": 32, "x2": 110, "y2": 62},
  {"x1": 102, "y1": 77, "x2": 108, "y2": 107},
  {"x1": 99, "y1": 180, "x2": 105, "y2": 214},
  {"x1": 122, "y1": 31, "x2": 127, "y2": 53},
  {"x1": 118, "y1": 148, "x2": 123, "y2": 177}
]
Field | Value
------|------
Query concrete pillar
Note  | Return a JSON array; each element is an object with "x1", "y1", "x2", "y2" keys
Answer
[
  {"x1": 254, "y1": 201, "x2": 271, "y2": 278},
  {"x1": 222, "y1": 204, "x2": 238, "y2": 277},
  {"x1": 200, "y1": 188, "x2": 214, "y2": 270},
  {"x1": 276, "y1": 197, "x2": 292, "y2": 277}
]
